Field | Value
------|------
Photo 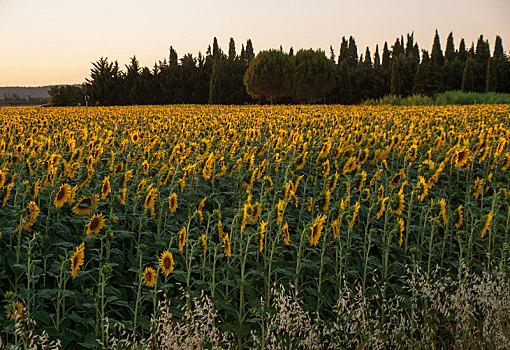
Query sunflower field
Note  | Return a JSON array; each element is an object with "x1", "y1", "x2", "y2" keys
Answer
[{"x1": 0, "y1": 104, "x2": 509, "y2": 348}]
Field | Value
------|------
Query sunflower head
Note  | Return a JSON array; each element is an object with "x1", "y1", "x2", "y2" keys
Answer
[
  {"x1": 142, "y1": 267, "x2": 157, "y2": 287},
  {"x1": 72, "y1": 196, "x2": 94, "y2": 216},
  {"x1": 159, "y1": 251, "x2": 175, "y2": 276},
  {"x1": 101, "y1": 176, "x2": 111, "y2": 200},
  {"x1": 168, "y1": 193, "x2": 178, "y2": 213},
  {"x1": 6, "y1": 301, "x2": 24, "y2": 320},
  {"x1": 86, "y1": 213, "x2": 105, "y2": 236},
  {"x1": 70, "y1": 242, "x2": 85, "y2": 279},
  {"x1": 54, "y1": 183, "x2": 71, "y2": 208}
]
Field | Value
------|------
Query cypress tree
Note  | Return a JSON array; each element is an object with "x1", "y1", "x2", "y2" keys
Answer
[
  {"x1": 289, "y1": 47, "x2": 294, "y2": 56},
  {"x1": 475, "y1": 35, "x2": 490, "y2": 62},
  {"x1": 169, "y1": 46, "x2": 178, "y2": 66},
  {"x1": 245, "y1": 40, "x2": 255, "y2": 62},
  {"x1": 431, "y1": 29, "x2": 444, "y2": 66},
  {"x1": 364, "y1": 47, "x2": 372, "y2": 66},
  {"x1": 329, "y1": 45, "x2": 335, "y2": 63},
  {"x1": 382, "y1": 42, "x2": 391, "y2": 67},
  {"x1": 493, "y1": 35, "x2": 504, "y2": 57},
  {"x1": 374, "y1": 45, "x2": 381, "y2": 67},
  {"x1": 392, "y1": 38, "x2": 404, "y2": 58},
  {"x1": 348, "y1": 36, "x2": 358, "y2": 66},
  {"x1": 461, "y1": 58, "x2": 475, "y2": 92},
  {"x1": 458, "y1": 39, "x2": 467, "y2": 62},
  {"x1": 212, "y1": 37, "x2": 222, "y2": 61},
  {"x1": 209, "y1": 62, "x2": 222, "y2": 104},
  {"x1": 339, "y1": 37, "x2": 349, "y2": 64},
  {"x1": 228, "y1": 38, "x2": 236, "y2": 60},
  {"x1": 445, "y1": 32, "x2": 455, "y2": 61}
]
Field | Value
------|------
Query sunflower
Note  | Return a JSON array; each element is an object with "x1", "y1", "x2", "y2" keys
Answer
[
  {"x1": 455, "y1": 149, "x2": 470, "y2": 168},
  {"x1": 6, "y1": 301, "x2": 24, "y2": 320},
  {"x1": 54, "y1": 183, "x2": 71, "y2": 208},
  {"x1": 360, "y1": 188, "x2": 371, "y2": 202},
  {"x1": 389, "y1": 172, "x2": 406, "y2": 187},
  {"x1": 309, "y1": 214, "x2": 327, "y2": 246},
  {"x1": 481, "y1": 211, "x2": 493, "y2": 238},
  {"x1": 342, "y1": 157, "x2": 356, "y2": 175},
  {"x1": 178, "y1": 226, "x2": 187, "y2": 252},
  {"x1": 201, "y1": 234, "x2": 207, "y2": 255},
  {"x1": 349, "y1": 202, "x2": 360, "y2": 229},
  {"x1": 439, "y1": 198, "x2": 447, "y2": 225},
  {"x1": 114, "y1": 161, "x2": 124, "y2": 175},
  {"x1": 101, "y1": 176, "x2": 111, "y2": 200},
  {"x1": 251, "y1": 202, "x2": 261, "y2": 223},
  {"x1": 168, "y1": 193, "x2": 178, "y2": 213},
  {"x1": 473, "y1": 177, "x2": 484, "y2": 199},
  {"x1": 331, "y1": 218, "x2": 340, "y2": 239},
  {"x1": 0, "y1": 169, "x2": 5, "y2": 188},
  {"x1": 276, "y1": 199, "x2": 285, "y2": 225},
  {"x1": 389, "y1": 191, "x2": 405, "y2": 216},
  {"x1": 222, "y1": 233, "x2": 231, "y2": 257},
  {"x1": 85, "y1": 213, "x2": 105, "y2": 236},
  {"x1": 282, "y1": 222, "x2": 290, "y2": 246},
  {"x1": 22, "y1": 201, "x2": 40, "y2": 230},
  {"x1": 144, "y1": 187, "x2": 158, "y2": 216},
  {"x1": 72, "y1": 196, "x2": 94, "y2": 216},
  {"x1": 218, "y1": 220, "x2": 225, "y2": 239},
  {"x1": 142, "y1": 267, "x2": 157, "y2": 287},
  {"x1": 70, "y1": 242, "x2": 85, "y2": 279},
  {"x1": 417, "y1": 176, "x2": 429, "y2": 201},
  {"x1": 322, "y1": 159, "x2": 330, "y2": 177},
  {"x1": 159, "y1": 251, "x2": 175, "y2": 276},
  {"x1": 398, "y1": 218, "x2": 405, "y2": 247},
  {"x1": 375, "y1": 197, "x2": 388, "y2": 219},
  {"x1": 131, "y1": 131, "x2": 140, "y2": 144},
  {"x1": 259, "y1": 221, "x2": 268, "y2": 252},
  {"x1": 455, "y1": 205, "x2": 463, "y2": 229}
]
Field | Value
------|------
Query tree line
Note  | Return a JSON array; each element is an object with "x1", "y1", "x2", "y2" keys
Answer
[{"x1": 52, "y1": 31, "x2": 509, "y2": 105}]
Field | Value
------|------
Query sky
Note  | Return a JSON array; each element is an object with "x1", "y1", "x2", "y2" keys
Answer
[{"x1": 0, "y1": 0, "x2": 509, "y2": 86}]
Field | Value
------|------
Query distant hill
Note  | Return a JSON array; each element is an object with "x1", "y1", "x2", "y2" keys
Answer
[{"x1": 0, "y1": 85, "x2": 82, "y2": 100}]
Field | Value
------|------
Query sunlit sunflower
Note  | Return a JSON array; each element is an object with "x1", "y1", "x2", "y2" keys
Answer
[
  {"x1": 201, "y1": 234, "x2": 207, "y2": 255},
  {"x1": 130, "y1": 131, "x2": 140, "y2": 144},
  {"x1": 250, "y1": 202, "x2": 261, "y2": 223},
  {"x1": 397, "y1": 218, "x2": 405, "y2": 247},
  {"x1": 142, "y1": 267, "x2": 157, "y2": 287},
  {"x1": 222, "y1": 233, "x2": 231, "y2": 257},
  {"x1": 22, "y1": 201, "x2": 40, "y2": 230},
  {"x1": 114, "y1": 161, "x2": 124, "y2": 175},
  {"x1": 455, "y1": 149, "x2": 470, "y2": 168},
  {"x1": 455, "y1": 205, "x2": 463, "y2": 229},
  {"x1": 342, "y1": 157, "x2": 356, "y2": 175},
  {"x1": 259, "y1": 221, "x2": 268, "y2": 252},
  {"x1": 331, "y1": 218, "x2": 340, "y2": 239},
  {"x1": 85, "y1": 213, "x2": 105, "y2": 236},
  {"x1": 376, "y1": 197, "x2": 388, "y2": 219},
  {"x1": 101, "y1": 176, "x2": 111, "y2": 200},
  {"x1": 389, "y1": 192, "x2": 405, "y2": 216},
  {"x1": 306, "y1": 197, "x2": 313, "y2": 212},
  {"x1": 144, "y1": 187, "x2": 158, "y2": 216},
  {"x1": 474, "y1": 177, "x2": 484, "y2": 199},
  {"x1": 218, "y1": 220, "x2": 225, "y2": 239},
  {"x1": 360, "y1": 188, "x2": 371, "y2": 202},
  {"x1": 282, "y1": 222, "x2": 290, "y2": 246},
  {"x1": 72, "y1": 196, "x2": 94, "y2": 216},
  {"x1": 0, "y1": 169, "x2": 5, "y2": 188},
  {"x1": 439, "y1": 198, "x2": 447, "y2": 225},
  {"x1": 159, "y1": 251, "x2": 175, "y2": 276},
  {"x1": 481, "y1": 211, "x2": 493, "y2": 238},
  {"x1": 54, "y1": 183, "x2": 71, "y2": 208},
  {"x1": 349, "y1": 202, "x2": 360, "y2": 229},
  {"x1": 6, "y1": 301, "x2": 24, "y2": 320},
  {"x1": 70, "y1": 242, "x2": 85, "y2": 279},
  {"x1": 277, "y1": 199, "x2": 285, "y2": 225},
  {"x1": 178, "y1": 226, "x2": 187, "y2": 252},
  {"x1": 168, "y1": 193, "x2": 178, "y2": 213},
  {"x1": 389, "y1": 172, "x2": 405, "y2": 187},
  {"x1": 309, "y1": 214, "x2": 327, "y2": 246}
]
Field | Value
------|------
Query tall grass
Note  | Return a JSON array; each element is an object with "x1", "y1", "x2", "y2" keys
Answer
[{"x1": 362, "y1": 91, "x2": 510, "y2": 106}]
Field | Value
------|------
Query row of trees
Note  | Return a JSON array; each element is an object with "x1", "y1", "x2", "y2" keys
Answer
[{"x1": 80, "y1": 32, "x2": 509, "y2": 105}]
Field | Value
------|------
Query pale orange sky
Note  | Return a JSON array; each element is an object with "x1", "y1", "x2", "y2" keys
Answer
[{"x1": 1, "y1": 0, "x2": 509, "y2": 86}]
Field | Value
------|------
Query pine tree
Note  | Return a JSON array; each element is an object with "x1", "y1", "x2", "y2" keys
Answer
[
  {"x1": 431, "y1": 30, "x2": 444, "y2": 66},
  {"x1": 374, "y1": 45, "x2": 381, "y2": 67},
  {"x1": 228, "y1": 38, "x2": 236, "y2": 60},
  {"x1": 445, "y1": 32, "x2": 455, "y2": 61},
  {"x1": 209, "y1": 62, "x2": 222, "y2": 104},
  {"x1": 461, "y1": 58, "x2": 475, "y2": 92}
]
